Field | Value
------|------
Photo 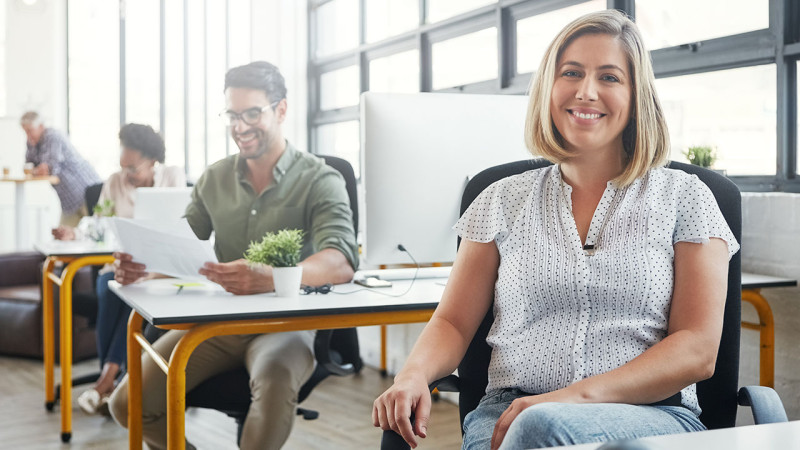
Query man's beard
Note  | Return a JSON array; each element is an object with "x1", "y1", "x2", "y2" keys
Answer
[{"x1": 235, "y1": 129, "x2": 271, "y2": 160}]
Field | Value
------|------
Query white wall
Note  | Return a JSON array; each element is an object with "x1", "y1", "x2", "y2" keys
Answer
[
  {"x1": 0, "y1": 0, "x2": 65, "y2": 251},
  {"x1": 741, "y1": 193, "x2": 800, "y2": 279}
]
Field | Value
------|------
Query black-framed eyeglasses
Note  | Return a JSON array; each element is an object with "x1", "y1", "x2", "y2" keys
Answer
[
  {"x1": 301, "y1": 283, "x2": 332, "y2": 295},
  {"x1": 220, "y1": 101, "x2": 280, "y2": 126}
]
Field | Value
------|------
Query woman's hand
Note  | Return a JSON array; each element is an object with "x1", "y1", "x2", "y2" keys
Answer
[
  {"x1": 490, "y1": 389, "x2": 582, "y2": 450},
  {"x1": 51, "y1": 226, "x2": 75, "y2": 241},
  {"x1": 372, "y1": 372, "x2": 432, "y2": 449},
  {"x1": 113, "y1": 252, "x2": 149, "y2": 285}
]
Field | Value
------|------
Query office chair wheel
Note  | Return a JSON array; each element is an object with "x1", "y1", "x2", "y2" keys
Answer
[
  {"x1": 431, "y1": 391, "x2": 440, "y2": 402},
  {"x1": 296, "y1": 407, "x2": 319, "y2": 420},
  {"x1": 380, "y1": 369, "x2": 388, "y2": 378},
  {"x1": 45, "y1": 401, "x2": 55, "y2": 411},
  {"x1": 61, "y1": 432, "x2": 71, "y2": 443}
]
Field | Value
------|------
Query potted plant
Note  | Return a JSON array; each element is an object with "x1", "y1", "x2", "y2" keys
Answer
[
  {"x1": 86, "y1": 199, "x2": 115, "y2": 244},
  {"x1": 683, "y1": 145, "x2": 718, "y2": 169},
  {"x1": 245, "y1": 229, "x2": 304, "y2": 297}
]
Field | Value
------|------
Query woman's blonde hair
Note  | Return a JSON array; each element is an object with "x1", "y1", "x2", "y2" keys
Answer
[{"x1": 524, "y1": 9, "x2": 669, "y2": 186}]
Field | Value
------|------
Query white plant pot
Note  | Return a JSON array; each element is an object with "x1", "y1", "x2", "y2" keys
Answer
[{"x1": 273, "y1": 266, "x2": 303, "y2": 297}]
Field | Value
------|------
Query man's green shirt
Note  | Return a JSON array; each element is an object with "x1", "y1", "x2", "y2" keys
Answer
[{"x1": 184, "y1": 142, "x2": 358, "y2": 270}]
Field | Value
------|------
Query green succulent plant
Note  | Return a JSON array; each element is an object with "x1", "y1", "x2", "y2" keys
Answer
[
  {"x1": 244, "y1": 229, "x2": 304, "y2": 268},
  {"x1": 93, "y1": 199, "x2": 115, "y2": 217},
  {"x1": 683, "y1": 146, "x2": 717, "y2": 168}
]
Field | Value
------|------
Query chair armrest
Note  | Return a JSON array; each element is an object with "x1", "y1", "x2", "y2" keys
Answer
[
  {"x1": 313, "y1": 329, "x2": 355, "y2": 376},
  {"x1": 737, "y1": 386, "x2": 788, "y2": 424},
  {"x1": 0, "y1": 251, "x2": 44, "y2": 286},
  {"x1": 381, "y1": 374, "x2": 462, "y2": 450}
]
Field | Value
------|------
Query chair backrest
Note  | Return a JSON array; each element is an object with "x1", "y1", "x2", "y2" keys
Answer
[
  {"x1": 456, "y1": 159, "x2": 741, "y2": 430},
  {"x1": 85, "y1": 182, "x2": 104, "y2": 214},
  {"x1": 320, "y1": 155, "x2": 359, "y2": 235}
]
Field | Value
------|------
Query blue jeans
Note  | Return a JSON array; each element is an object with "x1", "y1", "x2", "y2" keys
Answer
[
  {"x1": 95, "y1": 271, "x2": 131, "y2": 366},
  {"x1": 462, "y1": 389, "x2": 706, "y2": 450}
]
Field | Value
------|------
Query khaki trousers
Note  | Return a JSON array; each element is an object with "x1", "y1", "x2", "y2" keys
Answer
[{"x1": 109, "y1": 329, "x2": 315, "y2": 450}]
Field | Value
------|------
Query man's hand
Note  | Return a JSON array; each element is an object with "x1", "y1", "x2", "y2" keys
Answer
[
  {"x1": 33, "y1": 163, "x2": 50, "y2": 176},
  {"x1": 198, "y1": 259, "x2": 274, "y2": 295},
  {"x1": 113, "y1": 252, "x2": 149, "y2": 285},
  {"x1": 51, "y1": 226, "x2": 76, "y2": 241}
]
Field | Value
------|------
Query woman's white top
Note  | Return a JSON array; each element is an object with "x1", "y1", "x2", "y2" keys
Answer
[
  {"x1": 453, "y1": 164, "x2": 739, "y2": 416},
  {"x1": 98, "y1": 165, "x2": 186, "y2": 218}
]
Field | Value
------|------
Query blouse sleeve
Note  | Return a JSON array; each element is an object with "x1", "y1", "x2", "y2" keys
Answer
[
  {"x1": 453, "y1": 178, "x2": 514, "y2": 244},
  {"x1": 673, "y1": 174, "x2": 740, "y2": 259}
]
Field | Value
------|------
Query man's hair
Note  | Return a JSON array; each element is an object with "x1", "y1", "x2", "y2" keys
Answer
[
  {"x1": 20, "y1": 111, "x2": 43, "y2": 127},
  {"x1": 524, "y1": 9, "x2": 669, "y2": 186},
  {"x1": 224, "y1": 61, "x2": 287, "y2": 104},
  {"x1": 119, "y1": 123, "x2": 166, "y2": 163}
]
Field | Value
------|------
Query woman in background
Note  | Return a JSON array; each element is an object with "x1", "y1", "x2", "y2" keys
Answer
[
  {"x1": 373, "y1": 10, "x2": 737, "y2": 450},
  {"x1": 62, "y1": 123, "x2": 186, "y2": 415}
]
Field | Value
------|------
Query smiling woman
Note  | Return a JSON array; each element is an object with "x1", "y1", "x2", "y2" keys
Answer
[{"x1": 373, "y1": 10, "x2": 738, "y2": 450}]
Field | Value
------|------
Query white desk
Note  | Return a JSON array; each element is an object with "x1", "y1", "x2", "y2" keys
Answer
[
  {"x1": 561, "y1": 420, "x2": 800, "y2": 449},
  {"x1": 1, "y1": 175, "x2": 59, "y2": 249},
  {"x1": 110, "y1": 277, "x2": 445, "y2": 450},
  {"x1": 34, "y1": 240, "x2": 116, "y2": 443}
]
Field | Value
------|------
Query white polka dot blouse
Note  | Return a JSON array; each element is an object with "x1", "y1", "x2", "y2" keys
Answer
[{"x1": 453, "y1": 164, "x2": 739, "y2": 416}]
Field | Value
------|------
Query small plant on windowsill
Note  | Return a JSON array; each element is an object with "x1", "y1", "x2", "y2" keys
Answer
[
  {"x1": 245, "y1": 229, "x2": 304, "y2": 297},
  {"x1": 683, "y1": 145, "x2": 717, "y2": 169}
]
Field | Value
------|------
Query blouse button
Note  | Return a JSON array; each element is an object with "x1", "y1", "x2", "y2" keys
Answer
[{"x1": 251, "y1": 209, "x2": 257, "y2": 216}]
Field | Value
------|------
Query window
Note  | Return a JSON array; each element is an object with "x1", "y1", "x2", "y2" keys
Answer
[
  {"x1": 308, "y1": 0, "x2": 800, "y2": 191},
  {"x1": 68, "y1": 0, "x2": 120, "y2": 178},
  {"x1": 656, "y1": 65, "x2": 776, "y2": 176},
  {"x1": 68, "y1": 0, "x2": 251, "y2": 180},
  {"x1": 636, "y1": 0, "x2": 769, "y2": 50},
  {"x1": 0, "y1": 0, "x2": 6, "y2": 117},
  {"x1": 369, "y1": 50, "x2": 420, "y2": 93},
  {"x1": 427, "y1": 0, "x2": 495, "y2": 24},
  {"x1": 316, "y1": 121, "x2": 360, "y2": 175},
  {"x1": 320, "y1": 66, "x2": 360, "y2": 111},
  {"x1": 365, "y1": 0, "x2": 418, "y2": 43},
  {"x1": 432, "y1": 28, "x2": 497, "y2": 90},
  {"x1": 315, "y1": 0, "x2": 358, "y2": 58},
  {"x1": 516, "y1": 0, "x2": 605, "y2": 75},
  {"x1": 124, "y1": 0, "x2": 160, "y2": 127}
]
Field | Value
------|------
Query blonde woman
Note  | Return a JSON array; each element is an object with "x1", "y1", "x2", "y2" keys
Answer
[{"x1": 373, "y1": 10, "x2": 738, "y2": 450}]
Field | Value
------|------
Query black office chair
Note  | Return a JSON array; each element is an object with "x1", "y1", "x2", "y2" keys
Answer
[
  {"x1": 382, "y1": 159, "x2": 788, "y2": 449},
  {"x1": 185, "y1": 155, "x2": 363, "y2": 446}
]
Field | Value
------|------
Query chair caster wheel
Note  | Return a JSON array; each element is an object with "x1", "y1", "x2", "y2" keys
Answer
[
  {"x1": 380, "y1": 369, "x2": 388, "y2": 378},
  {"x1": 61, "y1": 432, "x2": 71, "y2": 443},
  {"x1": 45, "y1": 401, "x2": 55, "y2": 411}
]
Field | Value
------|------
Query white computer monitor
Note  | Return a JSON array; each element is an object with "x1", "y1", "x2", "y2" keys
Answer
[
  {"x1": 361, "y1": 92, "x2": 533, "y2": 266},
  {"x1": 133, "y1": 187, "x2": 193, "y2": 221}
]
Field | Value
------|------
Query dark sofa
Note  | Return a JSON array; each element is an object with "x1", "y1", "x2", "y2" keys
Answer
[{"x1": 0, "y1": 251, "x2": 97, "y2": 361}]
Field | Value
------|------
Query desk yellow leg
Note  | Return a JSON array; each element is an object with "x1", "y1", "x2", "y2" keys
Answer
[
  {"x1": 741, "y1": 288, "x2": 775, "y2": 388},
  {"x1": 58, "y1": 263, "x2": 81, "y2": 443},
  {"x1": 42, "y1": 257, "x2": 57, "y2": 412},
  {"x1": 380, "y1": 325, "x2": 388, "y2": 377},
  {"x1": 127, "y1": 311, "x2": 144, "y2": 450}
]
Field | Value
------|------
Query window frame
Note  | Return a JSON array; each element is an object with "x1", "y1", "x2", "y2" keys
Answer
[{"x1": 308, "y1": 0, "x2": 800, "y2": 191}]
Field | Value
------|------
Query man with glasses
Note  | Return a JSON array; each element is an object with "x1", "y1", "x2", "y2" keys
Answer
[
  {"x1": 20, "y1": 111, "x2": 101, "y2": 227},
  {"x1": 108, "y1": 61, "x2": 359, "y2": 450}
]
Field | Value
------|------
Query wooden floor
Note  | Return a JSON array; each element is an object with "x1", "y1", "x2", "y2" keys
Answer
[{"x1": 0, "y1": 355, "x2": 462, "y2": 449}]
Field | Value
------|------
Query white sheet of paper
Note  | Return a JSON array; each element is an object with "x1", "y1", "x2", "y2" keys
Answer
[{"x1": 111, "y1": 218, "x2": 218, "y2": 280}]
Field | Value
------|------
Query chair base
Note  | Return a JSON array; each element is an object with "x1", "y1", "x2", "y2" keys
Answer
[{"x1": 297, "y1": 407, "x2": 319, "y2": 420}]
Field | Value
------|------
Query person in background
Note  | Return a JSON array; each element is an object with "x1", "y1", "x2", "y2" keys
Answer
[
  {"x1": 52, "y1": 123, "x2": 186, "y2": 415},
  {"x1": 20, "y1": 111, "x2": 101, "y2": 227},
  {"x1": 373, "y1": 10, "x2": 738, "y2": 450}
]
